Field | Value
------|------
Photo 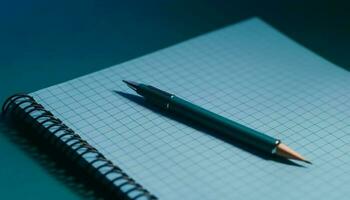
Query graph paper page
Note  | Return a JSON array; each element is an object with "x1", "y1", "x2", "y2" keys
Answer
[{"x1": 31, "y1": 18, "x2": 350, "y2": 200}]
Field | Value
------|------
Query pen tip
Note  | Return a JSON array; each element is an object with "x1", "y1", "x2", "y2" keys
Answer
[
  {"x1": 303, "y1": 160, "x2": 312, "y2": 165},
  {"x1": 122, "y1": 80, "x2": 139, "y2": 91},
  {"x1": 276, "y1": 143, "x2": 311, "y2": 164}
]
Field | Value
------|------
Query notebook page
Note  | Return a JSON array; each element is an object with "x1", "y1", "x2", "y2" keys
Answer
[{"x1": 31, "y1": 18, "x2": 350, "y2": 200}]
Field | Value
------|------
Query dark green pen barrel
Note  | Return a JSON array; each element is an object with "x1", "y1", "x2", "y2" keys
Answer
[
  {"x1": 137, "y1": 84, "x2": 173, "y2": 110},
  {"x1": 169, "y1": 96, "x2": 279, "y2": 153}
]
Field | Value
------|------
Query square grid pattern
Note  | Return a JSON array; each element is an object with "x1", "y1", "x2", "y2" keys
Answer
[{"x1": 32, "y1": 18, "x2": 350, "y2": 200}]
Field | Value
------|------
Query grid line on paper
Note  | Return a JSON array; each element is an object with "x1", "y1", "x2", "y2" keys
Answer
[{"x1": 32, "y1": 18, "x2": 350, "y2": 200}]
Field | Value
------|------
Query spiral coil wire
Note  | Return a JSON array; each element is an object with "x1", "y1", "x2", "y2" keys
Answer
[{"x1": 2, "y1": 94, "x2": 157, "y2": 200}]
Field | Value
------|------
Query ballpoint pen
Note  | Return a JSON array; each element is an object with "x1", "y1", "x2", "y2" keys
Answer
[{"x1": 123, "y1": 80, "x2": 311, "y2": 163}]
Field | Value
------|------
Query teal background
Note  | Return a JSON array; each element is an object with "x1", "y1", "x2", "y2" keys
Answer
[{"x1": 0, "y1": 0, "x2": 349, "y2": 199}]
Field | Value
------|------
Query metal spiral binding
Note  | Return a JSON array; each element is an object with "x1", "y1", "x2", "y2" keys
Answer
[{"x1": 2, "y1": 94, "x2": 157, "y2": 200}]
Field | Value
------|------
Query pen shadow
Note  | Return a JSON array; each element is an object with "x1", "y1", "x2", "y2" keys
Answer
[{"x1": 114, "y1": 91, "x2": 305, "y2": 168}]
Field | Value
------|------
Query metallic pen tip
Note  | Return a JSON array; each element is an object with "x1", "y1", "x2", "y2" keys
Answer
[{"x1": 122, "y1": 80, "x2": 139, "y2": 91}]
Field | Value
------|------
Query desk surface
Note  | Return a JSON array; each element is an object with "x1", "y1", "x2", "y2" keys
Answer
[{"x1": 1, "y1": 0, "x2": 349, "y2": 199}]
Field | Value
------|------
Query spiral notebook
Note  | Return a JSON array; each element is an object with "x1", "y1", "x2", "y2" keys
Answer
[{"x1": 3, "y1": 18, "x2": 350, "y2": 200}]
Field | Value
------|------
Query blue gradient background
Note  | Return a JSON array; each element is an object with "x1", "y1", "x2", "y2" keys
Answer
[{"x1": 0, "y1": 0, "x2": 349, "y2": 199}]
